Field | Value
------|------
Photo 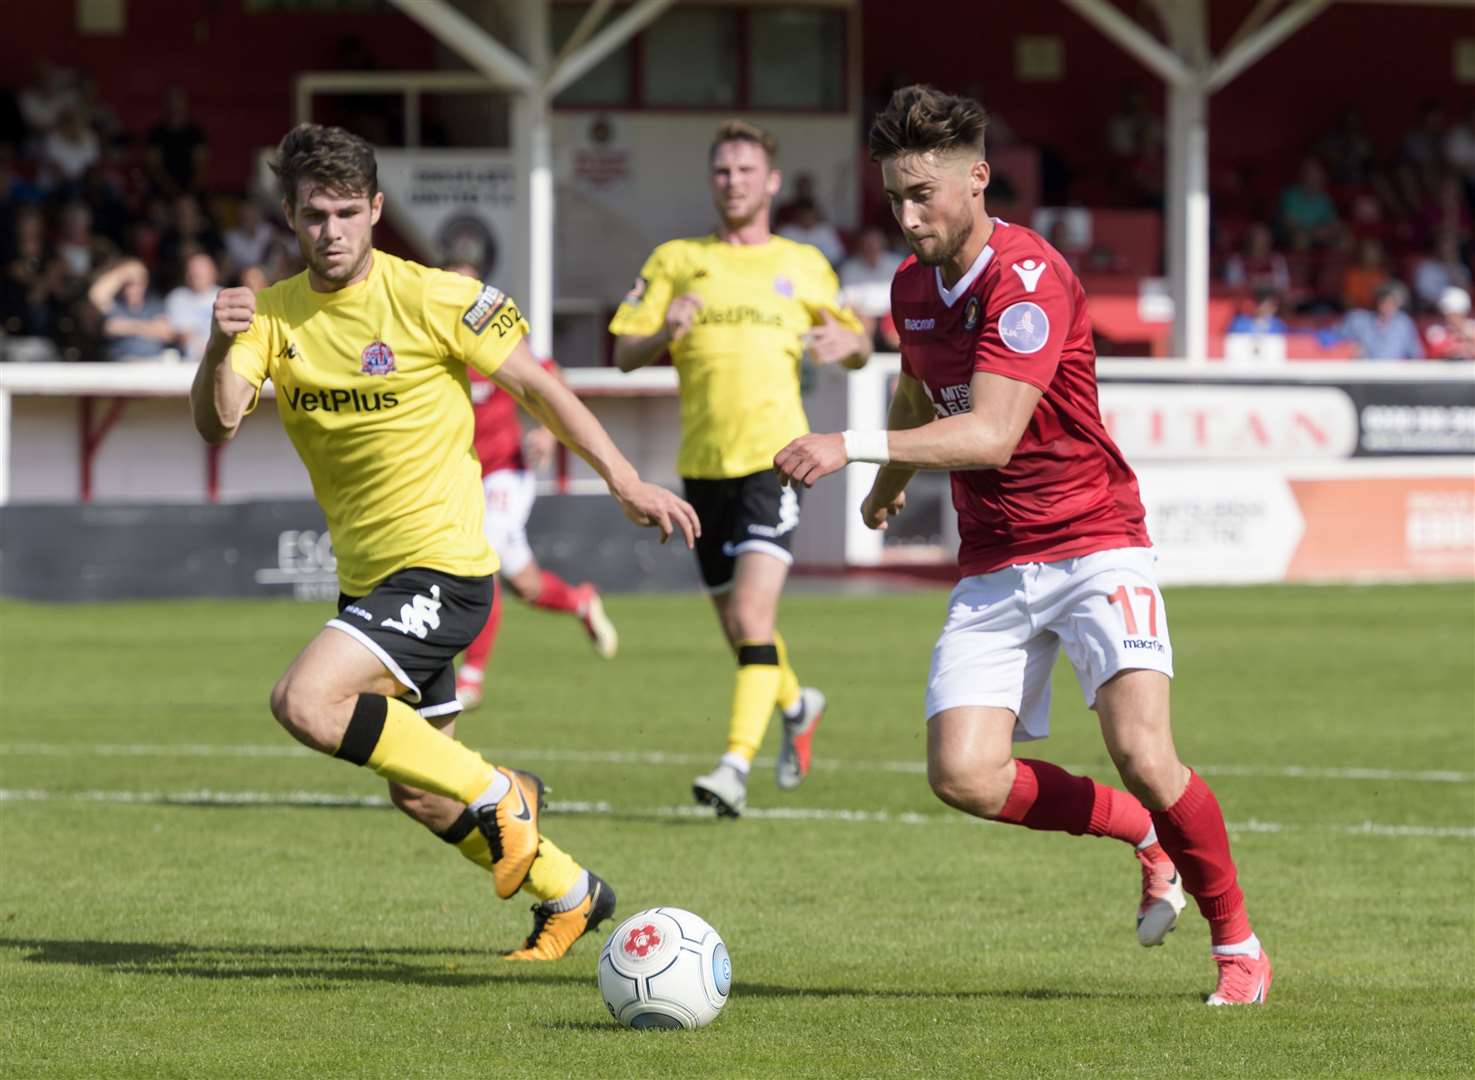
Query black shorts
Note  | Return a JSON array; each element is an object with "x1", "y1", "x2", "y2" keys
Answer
[
  {"x1": 327, "y1": 567, "x2": 493, "y2": 719},
  {"x1": 682, "y1": 470, "x2": 802, "y2": 592}
]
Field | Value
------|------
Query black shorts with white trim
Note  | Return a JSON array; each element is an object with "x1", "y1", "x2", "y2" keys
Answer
[
  {"x1": 326, "y1": 566, "x2": 493, "y2": 719},
  {"x1": 682, "y1": 469, "x2": 802, "y2": 591}
]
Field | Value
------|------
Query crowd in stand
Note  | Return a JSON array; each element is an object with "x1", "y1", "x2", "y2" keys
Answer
[
  {"x1": 0, "y1": 61, "x2": 298, "y2": 363},
  {"x1": 1, "y1": 59, "x2": 1471, "y2": 364}
]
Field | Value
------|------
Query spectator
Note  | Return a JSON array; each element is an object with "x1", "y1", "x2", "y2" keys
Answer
[
  {"x1": 54, "y1": 202, "x2": 115, "y2": 285},
  {"x1": 17, "y1": 60, "x2": 76, "y2": 141},
  {"x1": 146, "y1": 86, "x2": 209, "y2": 196},
  {"x1": 88, "y1": 258, "x2": 175, "y2": 362},
  {"x1": 1402, "y1": 100, "x2": 1446, "y2": 174},
  {"x1": 1341, "y1": 237, "x2": 1389, "y2": 312},
  {"x1": 1227, "y1": 288, "x2": 1288, "y2": 335},
  {"x1": 778, "y1": 198, "x2": 846, "y2": 267},
  {"x1": 223, "y1": 200, "x2": 279, "y2": 275},
  {"x1": 238, "y1": 264, "x2": 270, "y2": 293},
  {"x1": 39, "y1": 105, "x2": 99, "y2": 188},
  {"x1": 1315, "y1": 108, "x2": 1375, "y2": 187},
  {"x1": 157, "y1": 193, "x2": 223, "y2": 277},
  {"x1": 0, "y1": 205, "x2": 67, "y2": 337},
  {"x1": 1223, "y1": 223, "x2": 1291, "y2": 294},
  {"x1": 838, "y1": 226, "x2": 904, "y2": 348},
  {"x1": 774, "y1": 172, "x2": 819, "y2": 230},
  {"x1": 1412, "y1": 231, "x2": 1473, "y2": 312},
  {"x1": 1423, "y1": 286, "x2": 1475, "y2": 360},
  {"x1": 1444, "y1": 102, "x2": 1475, "y2": 211},
  {"x1": 1340, "y1": 281, "x2": 1424, "y2": 360},
  {"x1": 1414, "y1": 173, "x2": 1472, "y2": 250},
  {"x1": 164, "y1": 249, "x2": 221, "y2": 363},
  {"x1": 1278, "y1": 158, "x2": 1341, "y2": 249},
  {"x1": 1105, "y1": 86, "x2": 1163, "y2": 206}
]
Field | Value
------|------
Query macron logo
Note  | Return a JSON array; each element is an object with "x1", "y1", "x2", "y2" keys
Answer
[
  {"x1": 1011, "y1": 259, "x2": 1047, "y2": 293},
  {"x1": 904, "y1": 317, "x2": 936, "y2": 331}
]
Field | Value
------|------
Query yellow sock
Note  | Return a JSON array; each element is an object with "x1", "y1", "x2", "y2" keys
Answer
[
  {"x1": 452, "y1": 821, "x2": 494, "y2": 873},
  {"x1": 335, "y1": 694, "x2": 498, "y2": 804},
  {"x1": 773, "y1": 630, "x2": 802, "y2": 715},
  {"x1": 522, "y1": 836, "x2": 583, "y2": 903},
  {"x1": 725, "y1": 642, "x2": 782, "y2": 761}
]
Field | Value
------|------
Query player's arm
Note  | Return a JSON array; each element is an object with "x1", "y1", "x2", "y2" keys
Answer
[
  {"x1": 774, "y1": 370, "x2": 1041, "y2": 489},
  {"x1": 490, "y1": 340, "x2": 700, "y2": 546},
  {"x1": 189, "y1": 286, "x2": 261, "y2": 444},
  {"x1": 804, "y1": 309, "x2": 871, "y2": 370},
  {"x1": 858, "y1": 372, "x2": 931, "y2": 531},
  {"x1": 612, "y1": 292, "x2": 701, "y2": 372}
]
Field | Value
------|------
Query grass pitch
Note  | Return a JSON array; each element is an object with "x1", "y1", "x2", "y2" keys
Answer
[{"x1": 1, "y1": 583, "x2": 1471, "y2": 1079}]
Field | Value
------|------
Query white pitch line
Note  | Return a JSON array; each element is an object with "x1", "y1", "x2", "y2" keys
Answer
[
  {"x1": 0, "y1": 741, "x2": 1470, "y2": 785},
  {"x1": 1, "y1": 787, "x2": 1471, "y2": 840}
]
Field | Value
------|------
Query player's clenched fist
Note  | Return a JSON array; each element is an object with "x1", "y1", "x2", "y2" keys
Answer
[
  {"x1": 211, "y1": 286, "x2": 257, "y2": 338},
  {"x1": 663, "y1": 293, "x2": 702, "y2": 342},
  {"x1": 861, "y1": 489, "x2": 905, "y2": 531}
]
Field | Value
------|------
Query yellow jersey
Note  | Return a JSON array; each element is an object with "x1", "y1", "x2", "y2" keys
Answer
[
  {"x1": 230, "y1": 250, "x2": 529, "y2": 596},
  {"x1": 608, "y1": 234, "x2": 863, "y2": 479}
]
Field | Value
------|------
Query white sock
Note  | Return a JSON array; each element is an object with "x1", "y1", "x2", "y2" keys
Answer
[
  {"x1": 468, "y1": 769, "x2": 511, "y2": 813},
  {"x1": 782, "y1": 695, "x2": 805, "y2": 723},
  {"x1": 459, "y1": 665, "x2": 483, "y2": 683},
  {"x1": 544, "y1": 870, "x2": 590, "y2": 913},
  {"x1": 719, "y1": 752, "x2": 751, "y2": 777},
  {"x1": 1211, "y1": 933, "x2": 1261, "y2": 960},
  {"x1": 1135, "y1": 824, "x2": 1159, "y2": 851}
]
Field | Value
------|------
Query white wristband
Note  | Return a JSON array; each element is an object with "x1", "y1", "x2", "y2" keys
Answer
[{"x1": 842, "y1": 429, "x2": 890, "y2": 465}]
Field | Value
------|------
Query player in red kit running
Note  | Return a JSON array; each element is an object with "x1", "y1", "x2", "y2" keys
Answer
[
  {"x1": 775, "y1": 86, "x2": 1270, "y2": 1006},
  {"x1": 445, "y1": 263, "x2": 618, "y2": 711}
]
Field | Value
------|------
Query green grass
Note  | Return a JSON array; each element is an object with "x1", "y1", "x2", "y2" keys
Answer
[{"x1": 1, "y1": 584, "x2": 1472, "y2": 1079}]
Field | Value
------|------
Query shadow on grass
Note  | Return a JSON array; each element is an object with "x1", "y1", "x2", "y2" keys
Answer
[{"x1": 0, "y1": 937, "x2": 593, "y2": 989}]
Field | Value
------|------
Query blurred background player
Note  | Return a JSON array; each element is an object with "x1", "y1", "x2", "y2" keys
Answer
[
  {"x1": 610, "y1": 119, "x2": 871, "y2": 818},
  {"x1": 191, "y1": 124, "x2": 699, "y2": 962},
  {"x1": 444, "y1": 260, "x2": 618, "y2": 712},
  {"x1": 776, "y1": 86, "x2": 1270, "y2": 1006}
]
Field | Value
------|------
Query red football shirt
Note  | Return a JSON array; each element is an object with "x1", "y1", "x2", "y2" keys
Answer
[
  {"x1": 469, "y1": 368, "x2": 524, "y2": 475},
  {"x1": 892, "y1": 220, "x2": 1149, "y2": 575}
]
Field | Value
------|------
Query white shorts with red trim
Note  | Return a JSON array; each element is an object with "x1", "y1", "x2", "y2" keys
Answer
[
  {"x1": 925, "y1": 546, "x2": 1174, "y2": 741},
  {"x1": 482, "y1": 469, "x2": 537, "y2": 578}
]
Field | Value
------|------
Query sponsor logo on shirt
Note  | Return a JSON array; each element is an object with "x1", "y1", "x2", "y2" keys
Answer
[
  {"x1": 998, "y1": 301, "x2": 1050, "y2": 354},
  {"x1": 924, "y1": 382, "x2": 972, "y2": 418},
  {"x1": 1011, "y1": 259, "x2": 1047, "y2": 293},
  {"x1": 461, "y1": 284, "x2": 508, "y2": 334},
  {"x1": 695, "y1": 305, "x2": 784, "y2": 329},
  {"x1": 904, "y1": 317, "x2": 936, "y2": 332},
  {"x1": 963, "y1": 296, "x2": 981, "y2": 331},
  {"x1": 360, "y1": 340, "x2": 397, "y2": 375},
  {"x1": 283, "y1": 386, "x2": 400, "y2": 413}
]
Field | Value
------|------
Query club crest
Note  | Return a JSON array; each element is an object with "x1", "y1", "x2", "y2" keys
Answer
[
  {"x1": 963, "y1": 296, "x2": 981, "y2": 331},
  {"x1": 360, "y1": 340, "x2": 397, "y2": 375}
]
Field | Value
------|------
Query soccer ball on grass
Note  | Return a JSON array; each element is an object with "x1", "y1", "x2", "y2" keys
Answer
[{"x1": 598, "y1": 907, "x2": 730, "y2": 1029}]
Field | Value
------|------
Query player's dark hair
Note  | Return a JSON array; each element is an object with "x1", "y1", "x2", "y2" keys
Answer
[
  {"x1": 271, "y1": 123, "x2": 379, "y2": 210},
  {"x1": 709, "y1": 119, "x2": 778, "y2": 165},
  {"x1": 868, "y1": 85, "x2": 989, "y2": 162}
]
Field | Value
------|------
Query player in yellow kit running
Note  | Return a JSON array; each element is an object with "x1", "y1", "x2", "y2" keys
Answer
[
  {"x1": 610, "y1": 120, "x2": 870, "y2": 817},
  {"x1": 190, "y1": 123, "x2": 698, "y2": 960}
]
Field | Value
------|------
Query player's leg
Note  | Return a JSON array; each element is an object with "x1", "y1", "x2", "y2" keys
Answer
[
  {"x1": 274, "y1": 570, "x2": 539, "y2": 901},
  {"x1": 455, "y1": 576, "x2": 502, "y2": 709},
  {"x1": 388, "y1": 697, "x2": 615, "y2": 961},
  {"x1": 1058, "y1": 547, "x2": 1268, "y2": 1002},
  {"x1": 492, "y1": 469, "x2": 617, "y2": 659}
]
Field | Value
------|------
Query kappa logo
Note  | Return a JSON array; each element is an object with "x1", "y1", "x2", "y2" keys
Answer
[
  {"x1": 382, "y1": 585, "x2": 443, "y2": 640},
  {"x1": 1011, "y1": 259, "x2": 1047, "y2": 293},
  {"x1": 997, "y1": 301, "x2": 1050, "y2": 354},
  {"x1": 277, "y1": 341, "x2": 301, "y2": 361},
  {"x1": 461, "y1": 284, "x2": 508, "y2": 335},
  {"x1": 360, "y1": 340, "x2": 396, "y2": 375}
]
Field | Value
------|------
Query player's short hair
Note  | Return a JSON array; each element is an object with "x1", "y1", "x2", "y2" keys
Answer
[
  {"x1": 709, "y1": 119, "x2": 778, "y2": 165},
  {"x1": 868, "y1": 85, "x2": 989, "y2": 162},
  {"x1": 270, "y1": 123, "x2": 379, "y2": 210}
]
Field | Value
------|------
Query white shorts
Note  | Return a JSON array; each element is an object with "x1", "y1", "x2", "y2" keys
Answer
[
  {"x1": 482, "y1": 469, "x2": 537, "y2": 578},
  {"x1": 925, "y1": 547, "x2": 1174, "y2": 742}
]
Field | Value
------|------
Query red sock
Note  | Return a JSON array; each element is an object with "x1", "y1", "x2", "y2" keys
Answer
[
  {"x1": 996, "y1": 759, "x2": 1151, "y2": 845},
  {"x1": 1150, "y1": 770, "x2": 1253, "y2": 946},
  {"x1": 462, "y1": 576, "x2": 504, "y2": 673},
  {"x1": 531, "y1": 570, "x2": 583, "y2": 614}
]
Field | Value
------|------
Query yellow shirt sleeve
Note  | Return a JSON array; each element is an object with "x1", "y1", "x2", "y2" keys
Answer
[
  {"x1": 227, "y1": 293, "x2": 274, "y2": 415},
  {"x1": 799, "y1": 250, "x2": 865, "y2": 333},
  {"x1": 424, "y1": 269, "x2": 530, "y2": 376},
  {"x1": 607, "y1": 245, "x2": 676, "y2": 337}
]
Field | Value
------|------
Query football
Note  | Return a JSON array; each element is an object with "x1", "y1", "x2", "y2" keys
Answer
[{"x1": 598, "y1": 907, "x2": 731, "y2": 1029}]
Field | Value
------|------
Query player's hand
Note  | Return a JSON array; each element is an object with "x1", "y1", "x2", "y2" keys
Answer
[
  {"x1": 804, "y1": 310, "x2": 860, "y2": 366},
  {"x1": 210, "y1": 286, "x2": 257, "y2": 339},
  {"x1": 664, "y1": 293, "x2": 703, "y2": 342},
  {"x1": 861, "y1": 489, "x2": 906, "y2": 531},
  {"x1": 614, "y1": 480, "x2": 701, "y2": 548},
  {"x1": 774, "y1": 432, "x2": 848, "y2": 489},
  {"x1": 523, "y1": 426, "x2": 557, "y2": 471}
]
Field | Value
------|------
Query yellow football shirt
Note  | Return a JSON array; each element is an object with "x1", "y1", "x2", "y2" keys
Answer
[
  {"x1": 230, "y1": 250, "x2": 529, "y2": 596},
  {"x1": 608, "y1": 235, "x2": 863, "y2": 479}
]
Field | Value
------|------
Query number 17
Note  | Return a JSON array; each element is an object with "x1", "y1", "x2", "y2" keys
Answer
[{"x1": 1108, "y1": 585, "x2": 1159, "y2": 637}]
